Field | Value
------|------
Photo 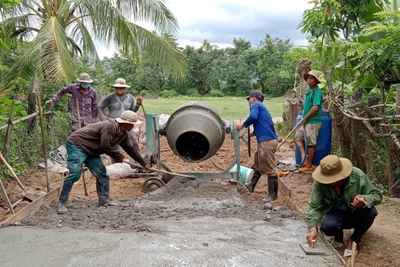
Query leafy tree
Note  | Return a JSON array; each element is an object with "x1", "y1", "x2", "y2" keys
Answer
[
  {"x1": 0, "y1": 0, "x2": 188, "y2": 85},
  {"x1": 256, "y1": 34, "x2": 293, "y2": 96}
]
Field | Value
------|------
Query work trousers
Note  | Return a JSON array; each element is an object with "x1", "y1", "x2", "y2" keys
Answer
[
  {"x1": 320, "y1": 207, "x2": 378, "y2": 244},
  {"x1": 59, "y1": 141, "x2": 110, "y2": 204}
]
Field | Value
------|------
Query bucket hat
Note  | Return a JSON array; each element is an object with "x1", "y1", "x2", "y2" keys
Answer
[
  {"x1": 312, "y1": 155, "x2": 353, "y2": 184},
  {"x1": 116, "y1": 110, "x2": 142, "y2": 125},
  {"x1": 245, "y1": 90, "x2": 264, "y2": 101},
  {"x1": 112, "y1": 78, "x2": 130, "y2": 88},
  {"x1": 303, "y1": 70, "x2": 321, "y2": 84},
  {"x1": 77, "y1": 73, "x2": 93, "y2": 83}
]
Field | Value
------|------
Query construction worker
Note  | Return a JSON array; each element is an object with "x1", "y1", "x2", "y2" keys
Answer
[
  {"x1": 46, "y1": 73, "x2": 98, "y2": 132},
  {"x1": 57, "y1": 110, "x2": 150, "y2": 214},
  {"x1": 306, "y1": 155, "x2": 382, "y2": 257},
  {"x1": 236, "y1": 90, "x2": 279, "y2": 203},
  {"x1": 98, "y1": 78, "x2": 143, "y2": 152},
  {"x1": 294, "y1": 70, "x2": 323, "y2": 171}
]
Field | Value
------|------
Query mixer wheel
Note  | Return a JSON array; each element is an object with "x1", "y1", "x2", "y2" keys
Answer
[{"x1": 142, "y1": 178, "x2": 165, "y2": 193}]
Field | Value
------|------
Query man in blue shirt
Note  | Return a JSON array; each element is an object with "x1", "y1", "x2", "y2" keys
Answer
[{"x1": 236, "y1": 90, "x2": 279, "y2": 203}]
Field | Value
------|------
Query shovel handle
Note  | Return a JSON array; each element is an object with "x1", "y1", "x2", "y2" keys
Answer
[
  {"x1": 276, "y1": 120, "x2": 302, "y2": 151},
  {"x1": 123, "y1": 160, "x2": 196, "y2": 179}
]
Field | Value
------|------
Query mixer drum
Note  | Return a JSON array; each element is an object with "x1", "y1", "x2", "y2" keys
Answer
[{"x1": 165, "y1": 101, "x2": 226, "y2": 162}]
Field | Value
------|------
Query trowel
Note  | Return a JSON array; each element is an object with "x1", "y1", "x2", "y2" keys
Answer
[{"x1": 299, "y1": 240, "x2": 326, "y2": 255}]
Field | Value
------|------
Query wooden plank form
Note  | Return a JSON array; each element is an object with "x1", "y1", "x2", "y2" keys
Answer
[{"x1": 0, "y1": 187, "x2": 60, "y2": 227}]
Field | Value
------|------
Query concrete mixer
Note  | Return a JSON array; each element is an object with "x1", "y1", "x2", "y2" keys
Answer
[{"x1": 140, "y1": 101, "x2": 249, "y2": 193}]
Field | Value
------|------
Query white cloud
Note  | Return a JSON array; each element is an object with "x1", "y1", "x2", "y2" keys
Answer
[{"x1": 96, "y1": 0, "x2": 313, "y2": 58}]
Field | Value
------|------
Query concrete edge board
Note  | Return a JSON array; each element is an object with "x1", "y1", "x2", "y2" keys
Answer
[{"x1": 0, "y1": 187, "x2": 60, "y2": 227}]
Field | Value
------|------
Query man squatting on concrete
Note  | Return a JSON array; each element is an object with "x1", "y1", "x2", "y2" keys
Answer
[
  {"x1": 306, "y1": 155, "x2": 382, "y2": 257},
  {"x1": 57, "y1": 110, "x2": 150, "y2": 214},
  {"x1": 236, "y1": 90, "x2": 279, "y2": 203},
  {"x1": 98, "y1": 78, "x2": 143, "y2": 153},
  {"x1": 46, "y1": 73, "x2": 98, "y2": 132},
  {"x1": 294, "y1": 70, "x2": 323, "y2": 171}
]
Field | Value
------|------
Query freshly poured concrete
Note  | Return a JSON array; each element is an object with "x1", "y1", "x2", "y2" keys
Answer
[{"x1": 0, "y1": 217, "x2": 343, "y2": 267}]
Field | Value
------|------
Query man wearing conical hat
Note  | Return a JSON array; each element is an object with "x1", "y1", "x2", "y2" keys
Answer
[
  {"x1": 46, "y1": 73, "x2": 98, "y2": 132},
  {"x1": 306, "y1": 155, "x2": 382, "y2": 258}
]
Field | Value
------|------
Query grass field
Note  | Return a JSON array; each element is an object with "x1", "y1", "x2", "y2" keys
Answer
[{"x1": 141, "y1": 96, "x2": 285, "y2": 120}]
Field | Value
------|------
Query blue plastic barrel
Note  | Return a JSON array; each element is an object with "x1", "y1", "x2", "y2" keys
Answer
[{"x1": 295, "y1": 110, "x2": 332, "y2": 166}]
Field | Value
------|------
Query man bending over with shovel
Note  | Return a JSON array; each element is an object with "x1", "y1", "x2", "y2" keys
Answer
[
  {"x1": 306, "y1": 155, "x2": 382, "y2": 258},
  {"x1": 57, "y1": 110, "x2": 150, "y2": 214}
]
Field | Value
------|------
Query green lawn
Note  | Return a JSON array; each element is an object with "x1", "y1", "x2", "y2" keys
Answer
[{"x1": 142, "y1": 96, "x2": 285, "y2": 120}]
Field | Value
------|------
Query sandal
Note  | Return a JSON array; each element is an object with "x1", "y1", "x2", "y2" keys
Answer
[{"x1": 299, "y1": 166, "x2": 317, "y2": 172}]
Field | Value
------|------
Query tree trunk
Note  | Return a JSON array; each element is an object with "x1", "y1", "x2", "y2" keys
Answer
[{"x1": 27, "y1": 73, "x2": 40, "y2": 134}]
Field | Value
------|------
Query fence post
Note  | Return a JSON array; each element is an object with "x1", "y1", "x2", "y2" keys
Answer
[{"x1": 2, "y1": 99, "x2": 15, "y2": 157}]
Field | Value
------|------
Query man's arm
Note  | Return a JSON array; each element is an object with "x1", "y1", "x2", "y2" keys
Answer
[
  {"x1": 99, "y1": 125, "x2": 125, "y2": 162},
  {"x1": 305, "y1": 181, "x2": 325, "y2": 229},
  {"x1": 46, "y1": 85, "x2": 72, "y2": 104},
  {"x1": 119, "y1": 134, "x2": 146, "y2": 166},
  {"x1": 358, "y1": 171, "x2": 383, "y2": 207},
  {"x1": 92, "y1": 91, "x2": 99, "y2": 122}
]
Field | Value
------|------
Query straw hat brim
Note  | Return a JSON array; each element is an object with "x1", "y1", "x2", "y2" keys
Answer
[
  {"x1": 77, "y1": 79, "x2": 93, "y2": 83},
  {"x1": 312, "y1": 158, "x2": 353, "y2": 184},
  {"x1": 113, "y1": 84, "x2": 131, "y2": 88},
  {"x1": 115, "y1": 118, "x2": 142, "y2": 125},
  {"x1": 303, "y1": 73, "x2": 321, "y2": 84}
]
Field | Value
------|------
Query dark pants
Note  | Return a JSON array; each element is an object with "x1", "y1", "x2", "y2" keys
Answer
[{"x1": 320, "y1": 207, "x2": 378, "y2": 244}]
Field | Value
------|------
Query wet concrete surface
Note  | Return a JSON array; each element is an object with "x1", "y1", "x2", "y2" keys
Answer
[
  {"x1": 0, "y1": 178, "x2": 344, "y2": 266},
  {"x1": 0, "y1": 218, "x2": 343, "y2": 267}
]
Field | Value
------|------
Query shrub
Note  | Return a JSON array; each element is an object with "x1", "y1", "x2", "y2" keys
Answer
[
  {"x1": 160, "y1": 89, "x2": 179, "y2": 98},
  {"x1": 186, "y1": 88, "x2": 200, "y2": 97},
  {"x1": 209, "y1": 89, "x2": 224, "y2": 97}
]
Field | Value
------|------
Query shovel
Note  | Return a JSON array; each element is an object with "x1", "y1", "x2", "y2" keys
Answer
[{"x1": 123, "y1": 160, "x2": 196, "y2": 179}]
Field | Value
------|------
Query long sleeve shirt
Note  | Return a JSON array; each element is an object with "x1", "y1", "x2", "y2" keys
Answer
[
  {"x1": 51, "y1": 84, "x2": 98, "y2": 128},
  {"x1": 98, "y1": 92, "x2": 139, "y2": 121},
  {"x1": 306, "y1": 167, "x2": 382, "y2": 229},
  {"x1": 67, "y1": 119, "x2": 146, "y2": 166},
  {"x1": 243, "y1": 102, "x2": 277, "y2": 143}
]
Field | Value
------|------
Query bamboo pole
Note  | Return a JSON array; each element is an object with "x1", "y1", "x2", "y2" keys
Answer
[
  {"x1": 76, "y1": 99, "x2": 88, "y2": 196},
  {"x1": 0, "y1": 178, "x2": 14, "y2": 214},
  {"x1": 0, "y1": 152, "x2": 29, "y2": 194},
  {"x1": 37, "y1": 96, "x2": 50, "y2": 192},
  {"x1": 0, "y1": 112, "x2": 39, "y2": 132}
]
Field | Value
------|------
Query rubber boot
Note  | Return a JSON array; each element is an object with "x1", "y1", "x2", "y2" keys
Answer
[
  {"x1": 262, "y1": 176, "x2": 278, "y2": 203},
  {"x1": 57, "y1": 180, "x2": 74, "y2": 214},
  {"x1": 245, "y1": 170, "x2": 261, "y2": 193},
  {"x1": 97, "y1": 177, "x2": 118, "y2": 207}
]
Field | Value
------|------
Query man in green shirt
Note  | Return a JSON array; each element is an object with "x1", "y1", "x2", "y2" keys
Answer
[
  {"x1": 306, "y1": 155, "x2": 382, "y2": 257},
  {"x1": 294, "y1": 70, "x2": 323, "y2": 170}
]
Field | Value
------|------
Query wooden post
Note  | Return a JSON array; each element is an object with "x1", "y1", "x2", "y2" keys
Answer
[
  {"x1": 3, "y1": 99, "x2": 15, "y2": 157},
  {"x1": 0, "y1": 178, "x2": 14, "y2": 214},
  {"x1": 396, "y1": 84, "x2": 400, "y2": 115},
  {"x1": 76, "y1": 99, "x2": 88, "y2": 196},
  {"x1": 37, "y1": 96, "x2": 50, "y2": 192}
]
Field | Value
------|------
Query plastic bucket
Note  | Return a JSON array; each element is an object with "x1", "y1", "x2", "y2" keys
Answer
[{"x1": 229, "y1": 165, "x2": 254, "y2": 184}]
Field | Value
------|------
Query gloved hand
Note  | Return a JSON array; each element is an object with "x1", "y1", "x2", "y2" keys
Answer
[{"x1": 45, "y1": 99, "x2": 53, "y2": 105}]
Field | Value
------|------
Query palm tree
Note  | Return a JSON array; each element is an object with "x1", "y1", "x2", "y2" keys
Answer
[{"x1": 0, "y1": 0, "x2": 187, "y2": 84}]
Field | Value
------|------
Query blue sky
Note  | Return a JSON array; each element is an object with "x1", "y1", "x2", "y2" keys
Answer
[{"x1": 97, "y1": 0, "x2": 312, "y2": 58}]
